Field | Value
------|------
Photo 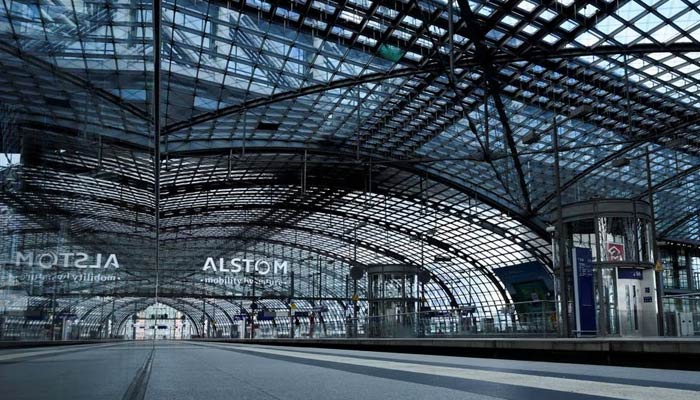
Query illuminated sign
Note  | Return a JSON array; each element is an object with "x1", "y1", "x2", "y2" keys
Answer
[
  {"x1": 202, "y1": 257, "x2": 288, "y2": 275},
  {"x1": 14, "y1": 252, "x2": 119, "y2": 269}
]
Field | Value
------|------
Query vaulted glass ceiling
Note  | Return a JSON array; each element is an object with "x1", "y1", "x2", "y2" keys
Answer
[{"x1": 1, "y1": 0, "x2": 699, "y2": 326}]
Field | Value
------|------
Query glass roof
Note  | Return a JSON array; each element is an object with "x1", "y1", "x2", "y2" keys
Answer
[{"x1": 2, "y1": 0, "x2": 700, "y2": 322}]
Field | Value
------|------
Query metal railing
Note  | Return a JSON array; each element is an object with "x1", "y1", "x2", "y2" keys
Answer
[
  {"x1": 249, "y1": 300, "x2": 559, "y2": 339},
  {"x1": 662, "y1": 295, "x2": 700, "y2": 336}
]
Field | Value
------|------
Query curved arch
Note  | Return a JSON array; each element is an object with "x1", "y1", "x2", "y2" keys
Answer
[
  {"x1": 160, "y1": 200, "x2": 549, "y2": 269},
  {"x1": 161, "y1": 220, "x2": 509, "y2": 302},
  {"x1": 161, "y1": 231, "x2": 474, "y2": 309},
  {"x1": 112, "y1": 297, "x2": 214, "y2": 337}
]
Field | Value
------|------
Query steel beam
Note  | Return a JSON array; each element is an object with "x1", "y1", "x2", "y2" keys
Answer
[
  {"x1": 0, "y1": 41, "x2": 150, "y2": 122},
  {"x1": 658, "y1": 210, "x2": 699, "y2": 238},
  {"x1": 162, "y1": 42, "x2": 699, "y2": 134},
  {"x1": 533, "y1": 115, "x2": 700, "y2": 212}
]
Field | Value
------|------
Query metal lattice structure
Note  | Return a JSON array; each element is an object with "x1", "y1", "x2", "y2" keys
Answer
[{"x1": 1, "y1": 0, "x2": 700, "y2": 330}]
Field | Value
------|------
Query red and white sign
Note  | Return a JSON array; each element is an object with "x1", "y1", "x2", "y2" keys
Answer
[{"x1": 606, "y1": 242, "x2": 625, "y2": 261}]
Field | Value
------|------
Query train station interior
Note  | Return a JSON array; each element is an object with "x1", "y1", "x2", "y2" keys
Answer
[{"x1": 1, "y1": 0, "x2": 700, "y2": 399}]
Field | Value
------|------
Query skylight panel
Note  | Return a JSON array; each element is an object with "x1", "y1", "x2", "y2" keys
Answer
[
  {"x1": 651, "y1": 24, "x2": 681, "y2": 42},
  {"x1": 614, "y1": 26, "x2": 640, "y2": 44},
  {"x1": 377, "y1": 6, "x2": 399, "y2": 19},
  {"x1": 578, "y1": 4, "x2": 599, "y2": 18},
  {"x1": 539, "y1": 9, "x2": 557, "y2": 21},
  {"x1": 673, "y1": 11, "x2": 700, "y2": 31},
  {"x1": 521, "y1": 24, "x2": 539, "y2": 35},
  {"x1": 485, "y1": 29, "x2": 505, "y2": 41},
  {"x1": 477, "y1": 6, "x2": 495, "y2": 17},
  {"x1": 663, "y1": 56, "x2": 685, "y2": 68},
  {"x1": 595, "y1": 15, "x2": 623, "y2": 35},
  {"x1": 404, "y1": 51, "x2": 422, "y2": 62},
  {"x1": 634, "y1": 13, "x2": 662, "y2": 32},
  {"x1": 392, "y1": 29, "x2": 412, "y2": 41},
  {"x1": 615, "y1": 1, "x2": 644, "y2": 20},
  {"x1": 649, "y1": 52, "x2": 672, "y2": 60},
  {"x1": 453, "y1": 34, "x2": 469, "y2": 45},
  {"x1": 678, "y1": 64, "x2": 699, "y2": 74},
  {"x1": 428, "y1": 24, "x2": 447, "y2": 37},
  {"x1": 501, "y1": 15, "x2": 519, "y2": 27},
  {"x1": 339, "y1": 10, "x2": 363, "y2": 24},
  {"x1": 401, "y1": 14, "x2": 423, "y2": 28},
  {"x1": 356, "y1": 35, "x2": 376, "y2": 47},
  {"x1": 560, "y1": 19, "x2": 578, "y2": 32},
  {"x1": 416, "y1": 37, "x2": 433, "y2": 48},
  {"x1": 656, "y1": 0, "x2": 687, "y2": 19},
  {"x1": 543, "y1": 33, "x2": 560, "y2": 45},
  {"x1": 517, "y1": 0, "x2": 537, "y2": 13},
  {"x1": 505, "y1": 37, "x2": 524, "y2": 48}
]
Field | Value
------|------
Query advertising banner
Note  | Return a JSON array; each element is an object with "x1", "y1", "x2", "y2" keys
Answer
[{"x1": 573, "y1": 247, "x2": 596, "y2": 336}]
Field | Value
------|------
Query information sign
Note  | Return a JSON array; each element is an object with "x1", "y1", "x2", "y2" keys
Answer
[{"x1": 573, "y1": 247, "x2": 596, "y2": 336}]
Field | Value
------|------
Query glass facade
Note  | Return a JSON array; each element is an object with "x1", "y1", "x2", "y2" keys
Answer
[
  {"x1": 659, "y1": 244, "x2": 700, "y2": 292},
  {"x1": 1, "y1": 0, "x2": 699, "y2": 341},
  {"x1": 561, "y1": 200, "x2": 657, "y2": 336}
]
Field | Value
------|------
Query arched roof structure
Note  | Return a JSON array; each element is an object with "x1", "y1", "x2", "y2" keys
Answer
[{"x1": 1, "y1": 0, "x2": 700, "y2": 326}]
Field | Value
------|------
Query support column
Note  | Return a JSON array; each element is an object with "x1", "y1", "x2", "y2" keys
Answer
[
  {"x1": 646, "y1": 149, "x2": 664, "y2": 336},
  {"x1": 553, "y1": 117, "x2": 570, "y2": 337}
]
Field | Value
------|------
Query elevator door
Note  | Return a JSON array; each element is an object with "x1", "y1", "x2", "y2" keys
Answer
[{"x1": 620, "y1": 282, "x2": 641, "y2": 336}]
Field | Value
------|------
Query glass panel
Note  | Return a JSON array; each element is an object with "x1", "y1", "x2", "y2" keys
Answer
[{"x1": 0, "y1": 0, "x2": 156, "y2": 341}]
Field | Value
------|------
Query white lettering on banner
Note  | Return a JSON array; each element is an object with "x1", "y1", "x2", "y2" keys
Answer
[
  {"x1": 103, "y1": 254, "x2": 120, "y2": 269},
  {"x1": 201, "y1": 257, "x2": 289, "y2": 275},
  {"x1": 256, "y1": 260, "x2": 270, "y2": 274},
  {"x1": 243, "y1": 259, "x2": 254, "y2": 273},
  {"x1": 203, "y1": 257, "x2": 217, "y2": 272},
  {"x1": 218, "y1": 258, "x2": 229, "y2": 272},
  {"x1": 230, "y1": 258, "x2": 242, "y2": 273},
  {"x1": 15, "y1": 252, "x2": 33, "y2": 266},
  {"x1": 17, "y1": 273, "x2": 120, "y2": 283},
  {"x1": 37, "y1": 253, "x2": 57, "y2": 269},
  {"x1": 14, "y1": 252, "x2": 119, "y2": 269},
  {"x1": 202, "y1": 276, "x2": 285, "y2": 287},
  {"x1": 274, "y1": 260, "x2": 288, "y2": 275},
  {"x1": 75, "y1": 253, "x2": 89, "y2": 268}
]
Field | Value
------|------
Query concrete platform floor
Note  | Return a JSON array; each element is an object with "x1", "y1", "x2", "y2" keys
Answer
[{"x1": 1, "y1": 341, "x2": 699, "y2": 400}]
